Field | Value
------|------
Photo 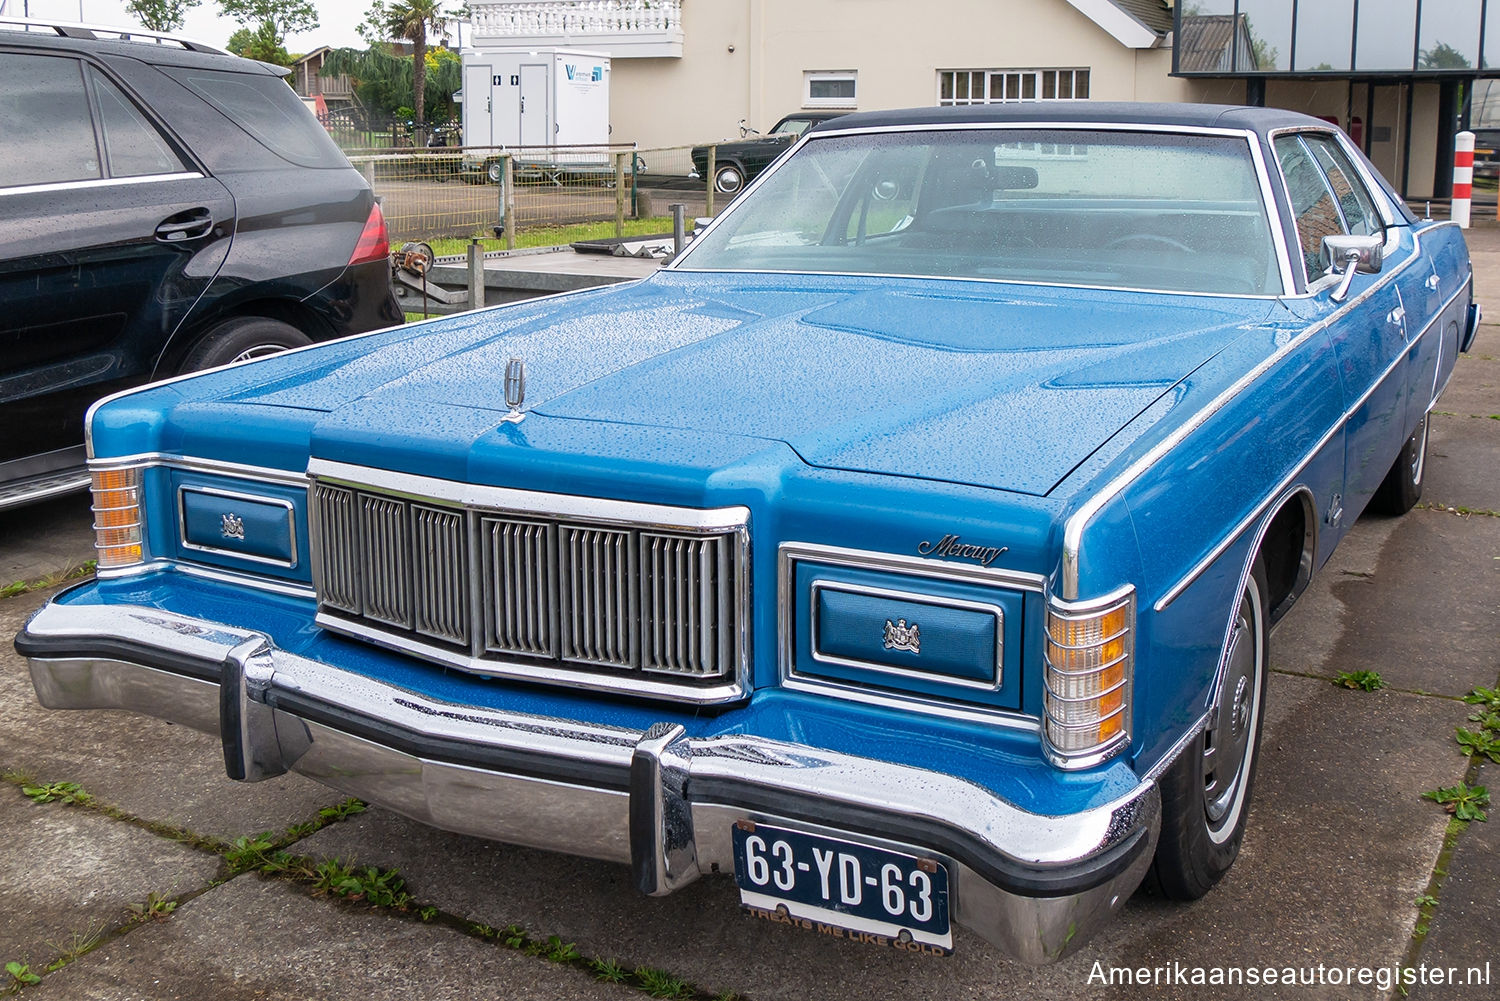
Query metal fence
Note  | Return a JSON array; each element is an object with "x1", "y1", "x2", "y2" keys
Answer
[{"x1": 350, "y1": 142, "x2": 723, "y2": 245}]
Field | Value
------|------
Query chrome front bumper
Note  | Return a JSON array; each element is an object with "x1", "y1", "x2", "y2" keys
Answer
[{"x1": 17, "y1": 598, "x2": 1159, "y2": 964}]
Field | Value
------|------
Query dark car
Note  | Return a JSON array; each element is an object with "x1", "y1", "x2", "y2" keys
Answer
[
  {"x1": 690, "y1": 112, "x2": 845, "y2": 195},
  {"x1": 1471, "y1": 127, "x2": 1500, "y2": 178},
  {"x1": 0, "y1": 18, "x2": 401, "y2": 511}
]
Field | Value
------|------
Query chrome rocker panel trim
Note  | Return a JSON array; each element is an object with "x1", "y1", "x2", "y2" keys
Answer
[{"x1": 19, "y1": 597, "x2": 1159, "y2": 964}]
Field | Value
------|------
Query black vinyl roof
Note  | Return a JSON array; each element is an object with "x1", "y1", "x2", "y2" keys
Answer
[{"x1": 810, "y1": 102, "x2": 1335, "y2": 138}]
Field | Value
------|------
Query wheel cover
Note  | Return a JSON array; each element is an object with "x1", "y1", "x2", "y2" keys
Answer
[
  {"x1": 229, "y1": 344, "x2": 292, "y2": 364},
  {"x1": 1409, "y1": 415, "x2": 1428, "y2": 487},
  {"x1": 715, "y1": 165, "x2": 743, "y2": 194},
  {"x1": 1202, "y1": 581, "x2": 1264, "y2": 842}
]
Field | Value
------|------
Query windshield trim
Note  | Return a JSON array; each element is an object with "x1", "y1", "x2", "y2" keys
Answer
[{"x1": 669, "y1": 120, "x2": 1298, "y2": 298}]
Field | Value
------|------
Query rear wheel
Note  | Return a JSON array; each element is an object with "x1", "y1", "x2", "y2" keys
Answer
[
  {"x1": 179, "y1": 317, "x2": 312, "y2": 373},
  {"x1": 1150, "y1": 558, "x2": 1269, "y2": 899},
  {"x1": 1370, "y1": 413, "x2": 1428, "y2": 515}
]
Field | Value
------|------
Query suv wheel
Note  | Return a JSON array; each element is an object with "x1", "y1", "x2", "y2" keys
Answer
[{"x1": 180, "y1": 317, "x2": 312, "y2": 372}]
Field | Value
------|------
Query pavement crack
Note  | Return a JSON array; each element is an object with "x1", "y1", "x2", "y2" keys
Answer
[
  {"x1": 1269, "y1": 667, "x2": 1461, "y2": 700},
  {"x1": 1398, "y1": 673, "x2": 1500, "y2": 984}
]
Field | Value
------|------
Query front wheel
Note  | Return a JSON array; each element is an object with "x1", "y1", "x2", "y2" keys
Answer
[
  {"x1": 1150, "y1": 558, "x2": 1269, "y2": 900},
  {"x1": 179, "y1": 317, "x2": 312, "y2": 373},
  {"x1": 714, "y1": 161, "x2": 745, "y2": 196},
  {"x1": 1370, "y1": 413, "x2": 1429, "y2": 515}
]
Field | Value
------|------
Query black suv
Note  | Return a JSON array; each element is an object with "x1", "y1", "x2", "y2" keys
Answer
[{"x1": 0, "y1": 19, "x2": 401, "y2": 510}]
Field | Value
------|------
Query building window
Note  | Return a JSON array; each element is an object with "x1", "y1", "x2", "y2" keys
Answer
[
  {"x1": 937, "y1": 68, "x2": 1090, "y2": 105},
  {"x1": 804, "y1": 71, "x2": 857, "y2": 108}
]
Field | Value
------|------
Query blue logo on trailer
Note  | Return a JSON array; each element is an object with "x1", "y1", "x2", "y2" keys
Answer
[{"x1": 563, "y1": 64, "x2": 604, "y2": 82}]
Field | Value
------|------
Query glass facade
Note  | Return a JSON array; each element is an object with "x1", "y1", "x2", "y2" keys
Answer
[{"x1": 1178, "y1": 0, "x2": 1494, "y2": 75}]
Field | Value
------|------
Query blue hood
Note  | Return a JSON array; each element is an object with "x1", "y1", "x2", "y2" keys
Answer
[{"x1": 220, "y1": 272, "x2": 1279, "y2": 496}]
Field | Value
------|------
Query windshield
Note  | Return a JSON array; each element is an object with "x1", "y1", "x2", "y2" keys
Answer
[
  {"x1": 678, "y1": 128, "x2": 1283, "y2": 296},
  {"x1": 772, "y1": 117, "x2": 822, "y2": 137}
]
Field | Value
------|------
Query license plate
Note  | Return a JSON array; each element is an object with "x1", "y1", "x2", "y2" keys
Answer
[{"x1": 731, "y1": 821, "x2": 952, "y2": 953}]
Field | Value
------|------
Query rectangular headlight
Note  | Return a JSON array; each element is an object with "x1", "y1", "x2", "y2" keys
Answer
[
  {"x1": 91, "y1": 466, "x2": 144, "y2": 568},
  {"x1": 1043, "y1": 587, "x2": 1133, "y2": 764}
]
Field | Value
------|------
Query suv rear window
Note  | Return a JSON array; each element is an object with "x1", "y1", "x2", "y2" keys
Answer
[{"x1": 165, "y1": 68, "x2": 346, "y2": 168}]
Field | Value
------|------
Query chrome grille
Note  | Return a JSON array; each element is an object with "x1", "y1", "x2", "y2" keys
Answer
[{"x1": 309, "y1": 476, "x2": 748, "y2": 697}]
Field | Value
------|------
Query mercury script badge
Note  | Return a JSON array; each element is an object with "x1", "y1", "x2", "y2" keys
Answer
[
  {"x1": 917, "y1": 533, "x2": 1007, "y2": 567},
  {"x1": 502, "y1": 356, "x2": 526, "y2": 423}
]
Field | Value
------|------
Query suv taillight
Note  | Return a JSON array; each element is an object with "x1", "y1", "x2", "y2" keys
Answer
[{"x1": 349, "y1": 202, "x2": 389, "y2": 266}]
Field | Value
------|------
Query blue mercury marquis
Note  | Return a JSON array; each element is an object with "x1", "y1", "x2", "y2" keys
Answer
[{"x1": 16, "y1": 103, "x2": 1480, "y2": 962}]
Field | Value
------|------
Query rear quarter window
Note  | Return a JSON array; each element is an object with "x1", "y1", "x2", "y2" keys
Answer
[{"x1": 164, "y1": 67, "x2": 346, "y2": 168}]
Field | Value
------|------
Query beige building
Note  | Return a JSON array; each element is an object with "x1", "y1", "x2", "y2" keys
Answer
[{"x1": 463, "y1": 0, "x2": 1480, "y2": 200}]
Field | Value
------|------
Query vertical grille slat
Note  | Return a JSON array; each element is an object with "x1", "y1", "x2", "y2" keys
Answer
[
  {"x1": 312, "y1": 477, "x2": 743, "y2": 690},
  {"x1": 558, "y1": 526, "x2": 634, "y2": 669},
  {"x1": 484, "y1": 518, "x2": 555, "y2": 657},
  {"x1": 411, "y1": 504, "x2": 467, "y2": 645}
]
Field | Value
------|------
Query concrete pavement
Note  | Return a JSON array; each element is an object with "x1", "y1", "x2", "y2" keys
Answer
[{"x1": 1, "y1": 227, "x2": 1497, "y2": 1000}]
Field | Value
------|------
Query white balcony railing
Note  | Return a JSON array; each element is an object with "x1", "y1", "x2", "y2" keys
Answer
[{"x1": 468, "y1": 0, "x2": 683, "y2": 58}]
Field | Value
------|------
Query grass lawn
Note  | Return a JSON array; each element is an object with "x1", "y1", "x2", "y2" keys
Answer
[{"x1": 392, "y1": 216, "x2": 688, "y2": 258}]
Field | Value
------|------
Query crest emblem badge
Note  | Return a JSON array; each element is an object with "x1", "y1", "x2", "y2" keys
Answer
[
  {"x1": 883, "y1": 618, "x2": 920, "y2": 654},
  {"x1": 221, "y1": 513, "x2": 245, "y2": 541},
  {"x1": 502, "y1": 356, "x2": 526, "y2": 423}
]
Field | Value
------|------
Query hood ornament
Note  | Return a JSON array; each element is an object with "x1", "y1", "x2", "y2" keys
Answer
[{"x1": 502, "y1": 356, "x2": 526, "y2": 423}]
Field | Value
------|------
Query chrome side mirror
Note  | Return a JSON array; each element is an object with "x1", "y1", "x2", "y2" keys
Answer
[{"x1": 1322, "y1": 233, "x2": 1383, "y2": 303}]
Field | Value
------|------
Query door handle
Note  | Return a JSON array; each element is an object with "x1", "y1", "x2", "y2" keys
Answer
[
  {"x1": 1425, "y1": 274, "x2": 1441, "y2": 291},
  {"x1": 1386, "y1": 305, "x2": 1405, "y2": 326},
  {"x1": 155, "y1": 209, "x2": 214, "y2": 243}
]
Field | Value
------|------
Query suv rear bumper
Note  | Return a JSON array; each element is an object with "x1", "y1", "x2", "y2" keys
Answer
[{"x1": 16, "y1": 596, "x2": 1158, "y2": 963}]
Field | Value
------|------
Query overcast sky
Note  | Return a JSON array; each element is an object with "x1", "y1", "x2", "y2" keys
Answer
[{"x1": 2, "y1": 0, "x2": 434, "y2": 52}]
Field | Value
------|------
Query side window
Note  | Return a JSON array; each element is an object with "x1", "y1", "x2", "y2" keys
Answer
[
  {"x1": 166, "y1": 68, "x2": 347, "y2": 168},
  {"x1": 1303, "y1": 134, "x2": 1382, "y2": 238},
  {"x1": 86, "y1": 66, "x2": 187, "y2": 178},
  {"x1": 0, "y1": 54, "x2": 101, "y2": 187},
  {"x1": 1274, "y1": 134, "x2": 1344, "y2": 281}
]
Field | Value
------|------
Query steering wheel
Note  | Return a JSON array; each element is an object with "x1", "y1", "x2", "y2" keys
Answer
[{"x1": 1104, "y1": 233, "x2": 1194, "y2": 254}]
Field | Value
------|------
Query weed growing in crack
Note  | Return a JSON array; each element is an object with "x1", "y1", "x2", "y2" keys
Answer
[
  {"x1": 635, "y1": 966, "x2": 694, "y2": 999},
  {"x1": 317, "y1": 799, "x2": 367, "y2": 822},
  {"x1": 4, "y1": 961, "x2": 40, "y2": 994},
  {"x1": 312, "y1": 860, "x2": 413, "y2": 910},
  {"x1": 1334, "y1": 670, "x2": 1387, "y2": 692},
  {"x1": 20, "y1": 782, "x2": 92, "y2": 806},
  {"x1": 42, "y1": 922, "x2": 106, "y2": 972},
  {"x1": 1423, "y1": 784, "x2": 1490, "y2": 822},
  {"x1": 127, "y1": 892, "x2": 178, "y2": 923},
  {"x1": 591, "y1": 957, "x2": 629, "y2": 983}
]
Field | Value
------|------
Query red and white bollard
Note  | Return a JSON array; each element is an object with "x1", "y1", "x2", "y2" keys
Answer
[{"x1": 1453, "y1": 130, "x2": 1475, "y2": 228}]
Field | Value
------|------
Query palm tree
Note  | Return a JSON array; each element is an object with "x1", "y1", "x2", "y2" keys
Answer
[{"x1": 365, "y1": 0, "x2": 451, "y2": 131}]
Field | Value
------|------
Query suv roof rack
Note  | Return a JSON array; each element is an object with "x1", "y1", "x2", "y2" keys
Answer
[{"x1": 0, "y1": 16, "x2": 226, "y2": 55}]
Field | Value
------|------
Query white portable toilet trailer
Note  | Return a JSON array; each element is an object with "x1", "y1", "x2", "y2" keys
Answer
[{"x1": 461, "y1": 48, "x2": 611, "y2": 167}]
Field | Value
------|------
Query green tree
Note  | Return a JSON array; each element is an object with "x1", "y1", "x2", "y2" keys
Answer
[
  {"x1": 1420, "y1": 41, "x2": 1472, "y2": 70},
  {"x1": 219, "y1": 0, "x2": 318, "y2": 52},
  {"x1": 225, "y1": 23, "x2": 290, "y2": 64},
  {"x1": 126, "y1": 0, "x2": 200, "y2": 32},
  {"x1": 360, "y1": 0, "x2": 453, "y2": 128},
  {"x1": 321, "y1": 44, "x2": 460, "y2": 122}
]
